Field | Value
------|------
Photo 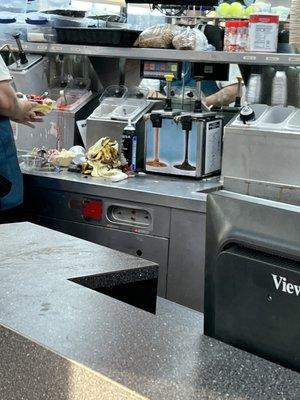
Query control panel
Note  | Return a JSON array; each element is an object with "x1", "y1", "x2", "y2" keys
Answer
[{"x1": 141, "y1": 60, "x2": 182, "y2": 80}]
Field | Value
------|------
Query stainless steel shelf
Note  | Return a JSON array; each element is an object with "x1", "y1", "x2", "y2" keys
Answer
[{"x1": 1, "y1": 41, "x2": 300, "y2": 66}]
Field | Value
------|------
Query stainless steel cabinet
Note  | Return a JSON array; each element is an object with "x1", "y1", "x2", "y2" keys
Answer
[
  {"x1": 167, "y1": 209, "x2": 206, "y2": 311},
  {"x1": 25, "y1": 187, "x2": 170, "y2": 297},
  {"x1": 25, "y1": 185, "x2": 207, "y2": 310}
]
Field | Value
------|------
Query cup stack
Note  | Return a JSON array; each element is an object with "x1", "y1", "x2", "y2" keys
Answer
[{"x1": 290, "y1": 0, "x2": 300, "y2": 51}]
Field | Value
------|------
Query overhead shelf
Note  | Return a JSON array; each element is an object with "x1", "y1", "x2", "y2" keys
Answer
[{"x1": 1, "y1": 41, "x2": 300, "y2": 66}]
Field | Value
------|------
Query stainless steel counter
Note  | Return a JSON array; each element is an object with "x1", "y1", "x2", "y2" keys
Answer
[
  {"x1": 24, "y1": 170, "x2": 221, "y2": 212},
  {"x1": 23, "y1": 170, "x2": 221, "y2": 311}
]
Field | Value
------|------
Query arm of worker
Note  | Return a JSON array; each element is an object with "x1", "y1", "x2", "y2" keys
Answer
[
  {"x1": 204, "y1": 64, "x2": 243, "y2": 108},
  {"x1": 0, "y1": 81, "x2": 42, "y2": 128},
  {"x1": 204, "y1": 83, "x2": 239, "y2": 108}
]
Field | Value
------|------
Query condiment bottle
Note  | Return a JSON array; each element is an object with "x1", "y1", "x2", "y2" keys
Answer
[
  {"x1": 224, "y1": 20, "x2": 239, "y2": 52},
  {"x1": 237, "y1": 20, "x2": 249, "y2": 52}
]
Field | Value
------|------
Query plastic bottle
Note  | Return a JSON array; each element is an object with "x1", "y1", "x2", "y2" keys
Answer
[
  {"x1": 271, "y1": 71, "x2": 288, "y2": 107},
  {"x1": 237, "y1": 20, "x2": 249, "y2": 52},
  {"x1": 224, "y1": 20, "x2": 239, "y2": 52},
  {"x1": 239, "y1": 103, "x2": 256, "y2": 124},
  {"x1": 122, "y1": 118, "x2": 137, "y2": 172}
]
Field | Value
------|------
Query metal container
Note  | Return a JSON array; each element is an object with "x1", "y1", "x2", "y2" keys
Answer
[
  {"x1": 86, "y1": 100, "x2": 154, "y2": 171},
  {"x1": 14, "y1": 93, "x2": 96, "y2": 153},
  {"x1": 222, "y1": 104, "x2": 300, "y2": 187}
]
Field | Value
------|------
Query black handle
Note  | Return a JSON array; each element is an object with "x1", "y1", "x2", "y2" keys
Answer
[
  {"x1": 150, "y1": 113, "x2": 163, "y2": 129},
  {"x1": 12, "y1": 33, "x2": 28, "y2": 65},
  {"x1": 164, "y1": 98, "x2": 172, "y2": 112},
  {"x1": 181, "y1": 115, "x2": 193, "y2": 131},
  {"x1": 234, "y1": 97, "x2": 241, "y2": 108}
]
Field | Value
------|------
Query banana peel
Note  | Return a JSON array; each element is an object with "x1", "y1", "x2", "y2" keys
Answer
[
  {"x1": 85, "y1": 137, "x2": 127, "y2": 181},
  {"x1": 86, "y1": 137, "x2": 120, "y2": 166},
  {"x1": 32, "y1": 99, "x2": 55, "y2": 114}
]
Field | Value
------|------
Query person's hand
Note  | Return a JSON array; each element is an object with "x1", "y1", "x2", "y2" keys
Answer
[
  {"x1": 148, "y1": 90, "x2": 166, "y2": 99},
  {"x1": 13, "y1": 100, "x2": 44, "y2": 128}
]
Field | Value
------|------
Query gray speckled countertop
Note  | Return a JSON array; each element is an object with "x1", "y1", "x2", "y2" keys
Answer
[
  {"x1": 23, "y1": 170, "x2": 221, "y2": 212},
  {"x1": 0, "y1": 222, "x2": 299, "y2": 400}
]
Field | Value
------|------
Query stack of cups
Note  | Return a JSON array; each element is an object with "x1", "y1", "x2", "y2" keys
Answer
[{"x1": 290, "y1": 0, "x2": 300, "y2": 51}]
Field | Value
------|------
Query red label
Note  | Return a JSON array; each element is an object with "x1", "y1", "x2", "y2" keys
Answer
[{"x1": 250, "y1": 14, "x2": 279, "y2": 24}]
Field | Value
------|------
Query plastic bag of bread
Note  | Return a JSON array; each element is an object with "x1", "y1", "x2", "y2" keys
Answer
[
  {"x1": 135, "y1": 24, "x2": 183, "y2": 48},
  {"x1": 172, "y1": 27, "x2": 209, "y2": 51}
]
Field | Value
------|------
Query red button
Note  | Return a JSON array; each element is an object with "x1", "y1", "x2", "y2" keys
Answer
[{"x1": 82, "y1": 200, "x2": 102, "y2": 221}]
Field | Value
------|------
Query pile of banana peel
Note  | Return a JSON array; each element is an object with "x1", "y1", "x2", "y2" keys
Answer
[{"x1": 82, "y1": 137, "x2": 128, "y2": 181}]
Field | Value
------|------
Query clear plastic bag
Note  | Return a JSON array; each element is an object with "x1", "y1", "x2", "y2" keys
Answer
[
  {"x1": 135, "y1": 23, "x2": 183, "y2": 48},
  {"x1": 172, "y1": 27, "x2": 209, "y2": 51}
]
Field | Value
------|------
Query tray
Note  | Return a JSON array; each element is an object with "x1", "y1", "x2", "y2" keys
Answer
[{"x1": 55, "y1": 27, "x2": 141, "y2": 47}]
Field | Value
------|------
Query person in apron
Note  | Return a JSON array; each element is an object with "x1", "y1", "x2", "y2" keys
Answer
[
  {"x1": 0, "y1": 116, "x2": 23, "y2": 210},
  {"x1": 0, "y1": 55, "x2": 42, "y2": 215}
]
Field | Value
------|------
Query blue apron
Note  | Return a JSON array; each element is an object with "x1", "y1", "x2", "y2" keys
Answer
[{"x1": 0, "y1": 117, "x2": 23, "y2": 210}]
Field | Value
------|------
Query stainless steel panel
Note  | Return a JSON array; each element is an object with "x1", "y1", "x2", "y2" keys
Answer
[
  {"x1": 222, "y1": 125, "x2": 300, "y2": 188},
  {"x1": 206, "y1": 190, "x2": 300, "y2": 261},
  {"x1": 86, "y1": 119, "x2": 125, "y2": 149},
  {"x1": 167, "y1": 209, "x2": 206, "y2": 312},
  {"x1": 30, "y1": 216, "x2": 169, "y2": 297},
  {"x1": 25, "y1": 187, "x2": 171, "y2": 238},
  {"x1": 224, "y1": 176, "x2": 300, "y2": 207}
]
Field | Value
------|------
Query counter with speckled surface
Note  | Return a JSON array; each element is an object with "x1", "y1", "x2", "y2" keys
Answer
[{"x1": 0, "y1": 222, "x2": 299, "y2": 400}]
